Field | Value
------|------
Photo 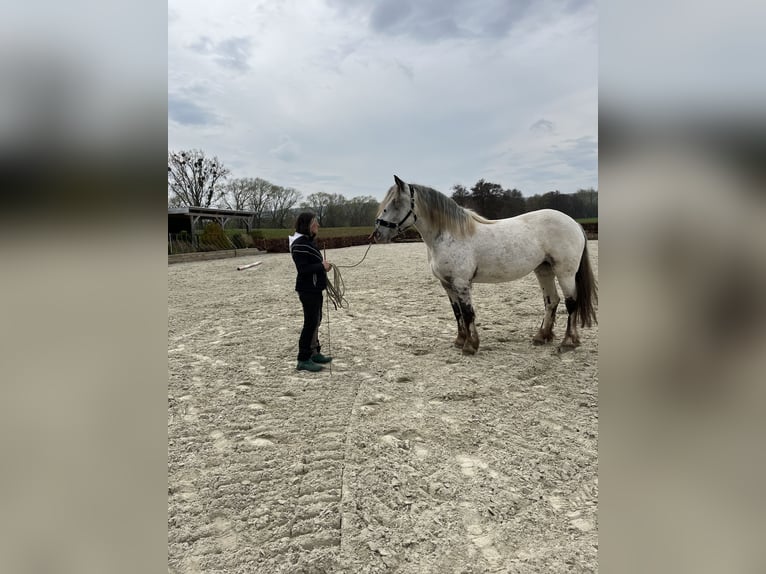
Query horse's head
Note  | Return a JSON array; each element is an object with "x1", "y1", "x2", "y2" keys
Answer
[{"x1": 373, "y1": 175, "x2": 417, "y2": 243}]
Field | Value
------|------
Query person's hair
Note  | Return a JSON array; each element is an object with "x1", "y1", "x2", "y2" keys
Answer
[{"x1": 295, "y1": 212, "x2": 316, "y2": 236}]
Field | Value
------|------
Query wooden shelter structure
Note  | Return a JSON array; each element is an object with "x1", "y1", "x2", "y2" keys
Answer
[{"x1": 168, "y1": 206, "x2": 257, "y2": 235}]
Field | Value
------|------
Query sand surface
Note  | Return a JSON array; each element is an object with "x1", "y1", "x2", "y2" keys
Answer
[{"x1": 168, "y1": 241, "x2": 598, "y2": 573}]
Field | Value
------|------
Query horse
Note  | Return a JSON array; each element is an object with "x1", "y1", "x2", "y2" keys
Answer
[{"x1": 372, "y1": 175, "x2": 597, "y2": 355}]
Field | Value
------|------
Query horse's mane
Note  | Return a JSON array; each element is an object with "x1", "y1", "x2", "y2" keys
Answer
[{"x1": 405, "y1": 184, "x2": 493, "y2": 237}]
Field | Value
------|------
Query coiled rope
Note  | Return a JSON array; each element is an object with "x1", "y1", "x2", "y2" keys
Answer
[{"x1": 324, "y1": 242, "x2": 373, "y2": 310}]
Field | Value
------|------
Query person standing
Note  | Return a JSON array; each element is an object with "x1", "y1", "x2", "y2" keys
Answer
[{"x1": 288, "y1": 212, "x2": 333, "y2": 372}]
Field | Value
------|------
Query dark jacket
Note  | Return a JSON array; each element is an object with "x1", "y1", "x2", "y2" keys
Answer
[{"x1": 289, "y1": 234, "x2": 327, "y2": 292}]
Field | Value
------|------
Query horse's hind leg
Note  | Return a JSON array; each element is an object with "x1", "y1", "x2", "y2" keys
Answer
[
  {"x1": 441, "y1": 281, "x2": 466, "y2": 348},
  {"x1": 533, "y1": 262, "x2": 560, "y2": 345},
  {"x1": 557, "y1": 274, "x2": 581, "y2": 350}
]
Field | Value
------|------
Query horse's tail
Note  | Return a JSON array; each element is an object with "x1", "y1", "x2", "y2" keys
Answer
[{"x1": 575, "y1": 236, "x2": 598, "y2": 328}]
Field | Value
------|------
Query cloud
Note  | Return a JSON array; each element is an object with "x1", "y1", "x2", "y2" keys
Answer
[
  {"x1": 169, "y1": 0, "x2": 597, "y2": 199},
  {"x1": 189, "y1": 35, "x2": 253, "y2": 72},
  {"x1": 481, "y1": 0, "x2": 534, "y2": 37},
  {"x1": 189, "y1": 36, "x2": 214, "y2": 53},
  {"x1": 269, "y1": 136, "x2": 301, "y2": 163},
  {"x1": 168, "y1": 94, "x2": 219, "y2": 126},
  {"x1": 497, "y1": 133, "x2": 597, "y2": 194},
  {"x1": 530, "y1": 119, "x2": 555, "y2": 135},
  {"x1": 363, "y1": 0, "x2": 544, "y2": 42},
  {"x1": 370, "y1": 0, "x2": 412, "y2": 33},
  {"x1": 214, "y1": 37, "x2": 253, "y2": 72},
  {"x1": 553, "y1": 135, "x2": 598, "y2": 172}
]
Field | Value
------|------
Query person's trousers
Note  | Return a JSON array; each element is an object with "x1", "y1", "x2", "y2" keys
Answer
[{"x1": 297, "y1": 291, "x2": 323, "y2": 361}]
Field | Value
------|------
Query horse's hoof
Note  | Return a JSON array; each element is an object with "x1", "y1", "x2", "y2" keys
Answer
[
  {"x1": 557, "y1": 341, "x2": 579, "y2": 353},
  {"x1": 454, "y1": 338, "x2": 466, "y2": 348},
  {"x1": 533, "y1": 330, "x2": 554, "y2": 345},
  {"x1": 461, "y1": 345, "x2": 477, "y2": 355}
]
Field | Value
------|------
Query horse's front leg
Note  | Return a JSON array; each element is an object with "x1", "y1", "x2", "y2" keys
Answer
[
  {"x1": 441, "y1": 281, "x2": 466, "y2": 348},
  {"x1": 454, "y1": 283, "x2": 479, "y2": 355}
]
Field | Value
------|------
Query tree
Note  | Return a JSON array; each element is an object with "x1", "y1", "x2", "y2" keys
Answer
[
  {"x1": 345, "y1": 195, "x2": 380, "y2": 226},
  {"x1": 573, "y1": 188, "x2": 598, "y2": 219},
  {"x1": 451, "y1": 184, "x2": 470, "y2": 207},
  {"x1": 268, "y1": 186, "x2": 302, "y2": 228},
  {"x1": 249, "y1": 178, "x2": 275, "y2": 228},
  {"x1": 525, "y1": 193, "x2": 545, "y2": 212},
  {"x1": 303, "y1": 192, "x2": 334, "y2": 225},
  {"x1": 321, "y1": 194, "x2": 348, "y2": 227},
  {"x1": 168, "y1": 149, "x2": 230, "y2": 207},
  {"x1": 469, "y1": 179, "x2": 505, "y2": 218},
  {"x1": 501, "y1": 188, "x2": 526, "y2": 217},
  {"x1": 220, "y1": 178, "x2": 251, "y2": 211}
]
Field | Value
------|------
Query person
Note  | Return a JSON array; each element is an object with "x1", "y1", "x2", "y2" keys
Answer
[{"x1": 288, "y1": 212, "x2": 333, "y2": 372}]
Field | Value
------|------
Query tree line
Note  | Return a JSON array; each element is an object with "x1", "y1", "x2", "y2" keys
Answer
[
  {"x1": 451, "y1": 180, "x2": 597, "y2": 220},
  {"x1": 168, "y1": 149, "x2": 379, "y2": 228},
  {"x1": 168, "y1": 149, "x2": 597, "y2": 229}
]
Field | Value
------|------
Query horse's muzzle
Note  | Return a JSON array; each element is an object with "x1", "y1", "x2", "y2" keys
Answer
[{"x1": 372, "y1": 228, "x2": 392, "y2": 243}]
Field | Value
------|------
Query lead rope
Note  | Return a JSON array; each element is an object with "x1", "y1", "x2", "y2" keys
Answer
[
  {"x1": 323, "y1": 245, "x2": 332, "y2": 376},
  {"x1": 324, "y1": 241, "x2": 373, "y2": 310},
  {"x1": 322, "y1": 240, "x2": 374, "y2": 376}
]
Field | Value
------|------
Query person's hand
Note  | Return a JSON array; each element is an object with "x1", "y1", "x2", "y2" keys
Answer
[{"x1": 323, "y1": 260, "x2": 331, "y2": 271}]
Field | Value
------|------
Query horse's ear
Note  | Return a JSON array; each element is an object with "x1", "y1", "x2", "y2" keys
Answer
[{"x1": 394, "y1": 175, "x2": 405, "y2": 191}]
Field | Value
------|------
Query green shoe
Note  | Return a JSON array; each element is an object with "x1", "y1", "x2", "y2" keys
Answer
[
  {"x1": 297, "y1": 360, "x2": 323, "y2": 372},
  {"x1": 311, "y1": 353, "x2": 333, "y2": 364}
]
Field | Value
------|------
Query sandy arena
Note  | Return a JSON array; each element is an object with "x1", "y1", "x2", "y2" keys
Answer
[{"x1": 168, "y1": 241, "x2": 598, "y2": 573}]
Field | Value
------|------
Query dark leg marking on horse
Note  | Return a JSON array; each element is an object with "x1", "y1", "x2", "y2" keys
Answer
[
  {"x1": 458, "y1": 300, "x2": 479, "y2": 354},
  {"x1": 451, "y1": 301, "x2": 461, "y2": 320},
  {"x1": 564, "y1": 297, "x2": 577, "y2": 332},
  {"x1": 459, "y1": 302, "x2": 475, "y2": 327},
  {"x1": 560, "y1": 296, "x2": 581, "y2": 350},
  {"x1": 442, "y1": 280, "x2": 466, "y2": 348},
  {"x1": 565, "y1": 297, "x2": 577, "y2": 314},
  {"x1": 452, "y1": 301, "x2": 467, "y2": 347}
]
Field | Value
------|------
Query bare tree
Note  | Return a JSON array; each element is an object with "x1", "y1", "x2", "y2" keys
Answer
[
  {"x1": 168, "y1": 149, "x2": 230, "y2": 207},
  {"x1": 220, "y1": 178, "x2": 251, "y2": 211},
  {"x1": 268, "y1": 186, "x2": 302, "y2": 228},
  {"x1": 303, "y1": 192, "x2": 334, "y2": 225},
  {"x1": 249, "y1": 178, "x2": 274, "y2": 228}
]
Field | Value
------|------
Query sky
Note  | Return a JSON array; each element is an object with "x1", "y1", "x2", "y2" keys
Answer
[{"x1": 168, "y1": 0, "x2": 597, "y2": 201}]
